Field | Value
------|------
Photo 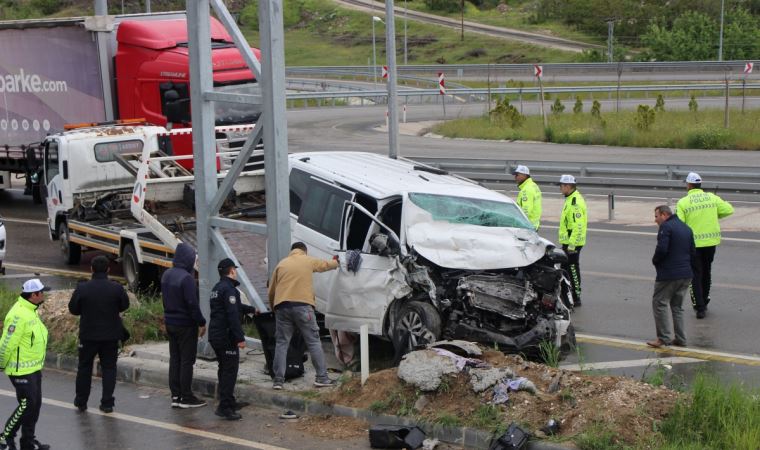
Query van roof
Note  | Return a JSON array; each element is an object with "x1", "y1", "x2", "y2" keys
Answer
[{"x1": 289, "y1": 151, "x2": 513, "y2": 203}]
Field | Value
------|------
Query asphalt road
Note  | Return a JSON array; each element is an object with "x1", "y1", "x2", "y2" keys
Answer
[{"x1": 0, "y1": 369, "x2": 451, "y2": 450}]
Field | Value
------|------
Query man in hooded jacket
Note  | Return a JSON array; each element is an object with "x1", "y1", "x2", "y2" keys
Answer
[{"x1": 161, "y1": 243, "x2": 207, "y2": 409}]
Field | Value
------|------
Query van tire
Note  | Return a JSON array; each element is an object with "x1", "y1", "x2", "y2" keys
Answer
[
  {"x1": 122, "y1": 244, "x2": 159, "y2": 293},
  {"x1": 394, "y1": 301, "x2": 441, "y2": 354},
  {"x1": 59, "y1": 222, "x2": 81, "y2": 265}
]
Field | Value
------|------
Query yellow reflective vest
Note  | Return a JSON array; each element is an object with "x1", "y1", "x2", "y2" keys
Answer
[
  {"x1": 559, "y1": 189, "x2": 587, "y2": 250},
  {"x1": 676, "y1": 189, "x2": 734, "y2": 248},
  {"x1": 517, "y1": 177, "x2": 542, "y2": 230},
  {"x1": 0, "y1": 297, "x2": 48, "y2": 376}
]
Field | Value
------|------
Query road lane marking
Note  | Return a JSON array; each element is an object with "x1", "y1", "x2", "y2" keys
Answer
[
  {"x1": 541, "y1": 224, "x2": 760, "y2": 244},
  {"x1": 1, "y1": 217, "x2": 48, "y2": 225},
  {"x1": 2, "y1": 262, "x2": 126, "y2": 282},
  {"x1": 577, "y1": 333, "x2": 760, "y2": 367},
  {"x1": 583, "y1": 270, "x2": 760, "y2": 293},
  {"x1": 560, "y1": 356, "x2": 704, "y2": 371},
  {"x1": 0, "y1": 389, "x2": 290, "y2": 450},
  {"x1": 0, "y1": 272, "x2": 38, "y2": 279}
]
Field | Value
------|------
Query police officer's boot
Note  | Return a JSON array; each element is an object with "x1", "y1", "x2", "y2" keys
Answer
[
  {"x1": 0, "y1": 437, "x2": 18, "y2": 450},
  {"x1": 19, "y1": 438, "x2": 49, "y2": 450}
]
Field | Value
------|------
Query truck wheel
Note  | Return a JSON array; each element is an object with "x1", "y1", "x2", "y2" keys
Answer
[
  {"x1": 394, "y1": 301, "x2": 441, "y2": 354},
  {"x1": 122, "y1": 244, "x2": 159, "y2": 293},
  {"x1": 58, "y1": 222, "x2": 81, "y2": 265}
]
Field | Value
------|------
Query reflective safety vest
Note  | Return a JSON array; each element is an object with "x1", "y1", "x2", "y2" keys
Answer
[
  {"x1": 676, "y1": 188, "x2": 734, "y2": 248},
  {"x1": 559, "y1": 189, "x2": 587, "y2": 250},
  {"x1": 0, "y1": 297, "x2": 48, "y2": 376},
  {"x1": 517, "y1": 177, "x2": 542, "y2": 230}
]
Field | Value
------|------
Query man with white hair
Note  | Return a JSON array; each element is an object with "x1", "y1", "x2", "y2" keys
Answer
[
  {"x1": 558, "y1": 175, "x2": 587, "y2": 307},
  {"x1": 676, "y1": 172, "x2": 733, "y2": 319},
  {"x1": 512, "y1": 165, "x2": 542, "y2": 230}
]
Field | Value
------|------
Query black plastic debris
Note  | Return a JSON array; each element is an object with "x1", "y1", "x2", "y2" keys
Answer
[
  {"x1": 369, "y1": 425, "x2": 426, "y2": 449},
  {"x1": 541, "y1": 418, "x2": 560, "y2": 436},
  {"x1": 488, "y1": 422, "x2": 530, "y2": 450}
]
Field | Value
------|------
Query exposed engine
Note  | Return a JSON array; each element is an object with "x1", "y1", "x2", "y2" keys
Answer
[{"x1": 400, "y1": 251, "x2": 572, "y2": 354}]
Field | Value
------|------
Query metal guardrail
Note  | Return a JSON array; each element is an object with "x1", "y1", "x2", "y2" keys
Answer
[
  {"x1": 287, "y1": 61, "x2": 752, "y2": 77},
  {"x1": 286, "y1": 82, "x2": 760, "y2": 101},
  {"x1": 405, "y1": 157, "x2": 760, "y2": 198}
]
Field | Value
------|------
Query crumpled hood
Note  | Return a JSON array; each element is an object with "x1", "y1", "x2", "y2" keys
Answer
[
  {"x1": 403, "y1": 197, "x2": 550, "y2": 270},
  {"x1": 405, "y1": 222, "x2": 549, "y2": 270}
]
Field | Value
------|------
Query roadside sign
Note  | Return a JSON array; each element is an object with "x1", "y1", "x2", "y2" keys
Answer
[
  {"x1": 438, "y1": 72, "x2": 445, "y2": 95},
  {"x1": 382, "y1": 65, "x2": 388, "y2": 79},
  {"x1": 534, "y1": 65, "x2": 543, "y2": 78},
  {"x1": 744, "y1": 62, "x2": 753, "y2": 74}
]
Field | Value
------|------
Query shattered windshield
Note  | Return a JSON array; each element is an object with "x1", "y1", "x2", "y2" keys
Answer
[{"x1": 408, "y1": 193, "x2": 534, "y2": 229}]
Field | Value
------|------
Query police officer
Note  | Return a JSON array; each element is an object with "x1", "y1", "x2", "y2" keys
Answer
[
  {"x1": 559, "y1": 175, "x2": 587, "y2": 307},
  {"x1": 208, "y1": 258, "x2": 256, "y2": 420},
  {"x1": 676, "y1": 172, "x2": 734, "y2": 319},
  {"x1": 0, "y1": 279, "x2": 50, "y2": 450},
  {"x1": 513, "y1": 165, "x2": 542, "y2": 230}
]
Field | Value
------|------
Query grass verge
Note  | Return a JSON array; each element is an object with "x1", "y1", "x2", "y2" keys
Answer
[{"x1": 434, "y1": 107, "x2": 760, "y2": 150}]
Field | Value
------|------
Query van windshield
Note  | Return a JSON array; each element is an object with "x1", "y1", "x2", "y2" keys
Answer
[{"x1": 408, "y1": 193, "x2": 534, "y2": 229}]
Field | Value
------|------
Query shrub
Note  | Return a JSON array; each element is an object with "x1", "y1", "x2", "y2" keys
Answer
[
  {"x1": 689, "y1": 95, "x2": 699, "y2": 112},
  {"x1": 551, "y1": 98, "x2": 565, "y2": 114},
  {"x1": 686, "y1": 127, "x2": 734, "y2": 149},
  {"x1": 424, "y1": 0, "x2": 461, "y2": 13},
  {"x1": 591, "y1": 100, "x2": 602, "y2": 118},
  {"x1": 573, "y1": 96, "x2": 583, "y2": 114},
  {"x1": 635, "y1": 105, "x2": 656, "y2": 130},
  {"x1": 489, "y1": 98, "x2": 526, "y2": 128},
  {"x1": 655, "y1": 94, "x2": 665, "y2": 112}
]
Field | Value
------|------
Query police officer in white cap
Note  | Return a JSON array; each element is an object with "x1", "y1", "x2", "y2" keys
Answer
[
  {"x1": 676, "y1": 172, "x2": 733, "y2": 318},
  {"x1": 513, "y1": 165, "x2": 542, "y2": 230},
  {"x1": 0, "y1": 279, "x2": 51, "y2": 450},
  {"x1": 558, "y1": 175, "x2": 587, "y2": 307}
]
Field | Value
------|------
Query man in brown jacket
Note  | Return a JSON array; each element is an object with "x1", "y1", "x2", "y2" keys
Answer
[{"x1": 268, "y1": 242, "x2": 338, "y2": 390}]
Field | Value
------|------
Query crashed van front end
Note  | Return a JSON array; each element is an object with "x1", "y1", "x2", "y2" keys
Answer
[{"x1": 396, "y1": 192, "x2": 574, "y2": 354}]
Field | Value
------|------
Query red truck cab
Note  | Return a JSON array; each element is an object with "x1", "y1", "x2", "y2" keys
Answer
[{"x1": 115, "y1": 17, "x2": 261, "y2": 167}]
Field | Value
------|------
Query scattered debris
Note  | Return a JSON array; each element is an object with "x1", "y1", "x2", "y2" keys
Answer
[
  {"x1": 469, "y1": 367, "x2": 515, "y2": 393},
  {"x1": 397, "y1": 350, "x2": 459, "y2": 391},
  {"x1": 413, "y1": 395, "x2": 430, "y2": 412},
  {"x1": 422, "y1": 438, "x2": 440, "y2": 450},
  {"x1": 369, "y1": 425, "x2": 426, "y2": 449},
  {"x1": 489, "y1": 422, "x2": 529, "y2": 450},
  {"x1": 279, "y1": 410, "x2": 298, "y2": 420},
  {"x1": 428, "y1": 340, "x2": 482, "y2": 357}
]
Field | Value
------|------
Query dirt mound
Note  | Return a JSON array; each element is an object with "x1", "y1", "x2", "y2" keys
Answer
[{"x1": 326, "y1": 350, "x2": 680, "y2": 446}]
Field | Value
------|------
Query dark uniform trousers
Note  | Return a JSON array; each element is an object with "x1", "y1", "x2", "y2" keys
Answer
[
  {"x1": 1, "y1": 371, "x2": 42, "y2": 447},
  {"x1": 562, "y1": 245, "x2": 583, "y2": 304},
  {"x1": 75, "y1": 340, "x2": 119, "y2": 408},
  {"x1": 690, "y1": 246, "x2": 716, "y2": 312},
  {"x1": 210, "y1": 340, "x2": 239, "y2": 411}
]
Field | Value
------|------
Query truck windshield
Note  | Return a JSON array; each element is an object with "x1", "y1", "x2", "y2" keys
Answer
[
  {"x1": 408, "y1": 193, "x2": 534, "y2": 229},
  {"x1": 214, "y1": 82, "x2": 261, "y2": 125}
]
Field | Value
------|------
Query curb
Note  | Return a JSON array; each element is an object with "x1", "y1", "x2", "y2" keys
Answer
[{"x1": 45, "y1": 352, "x2": 570, "y2": 450}]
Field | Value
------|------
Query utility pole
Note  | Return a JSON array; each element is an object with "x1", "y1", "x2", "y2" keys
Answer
[
  {"x1": 385, "y1": 0, "x2": 399, "y2": 159},
  {"x1": 404, "y1": 0, "x2": 408, "y2": 65},
  {"x1": 607, "y1": 20, "x2": 614, "y2": 63},
  {"x1": 460, "y1": 0, "x2": 464, "y2": 41},
  {"x1": 718, "y1": 0, "x2": 725, "y2": 61}
]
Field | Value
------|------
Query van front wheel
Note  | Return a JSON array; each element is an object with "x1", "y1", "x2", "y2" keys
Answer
[{"x1": 395, "y1": 301, "x2": 441, "y2": 353}]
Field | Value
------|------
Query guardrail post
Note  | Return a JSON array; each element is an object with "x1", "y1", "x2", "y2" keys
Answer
[{"x1": 608, "y1": 192, "x2": 615, "y2": 221}]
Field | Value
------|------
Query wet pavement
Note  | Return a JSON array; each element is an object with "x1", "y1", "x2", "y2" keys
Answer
[{"x1": 0, "y1": 369, "x2": 429, "y2": 450}]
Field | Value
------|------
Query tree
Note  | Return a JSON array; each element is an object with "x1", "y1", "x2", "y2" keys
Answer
[
  {"x1": 642, "y1": 11, "x2": 717, "y2": 60},
  {"x1": 689, "y1": 95, "x2": 699, "y2": 112},
  {"x1": 655, "y1": 95, "x2": 665, "y2": 112},
  {"x1": 573, "y1": 96, "x2": 583, "y2": 114},
  {"x1": 591, "y1": 100, "x2": 602, "y2": 118},
  {"x1": 635, "y1": 105, "x2": 656, "y2": 130},
  {"x1": 551, "y1": 98, "x2": 565, "y2": 114}
]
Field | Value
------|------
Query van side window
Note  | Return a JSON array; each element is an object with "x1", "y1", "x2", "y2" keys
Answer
[
  {"x1": 289, "y1": 168, "x2": 311, "y2": 216},
  {"x1": 93, "y1": 140, "x2": 144, "y2": 163},
  {"x1": 298, "y1": 179, "x2": 353, "y2": 241}
]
